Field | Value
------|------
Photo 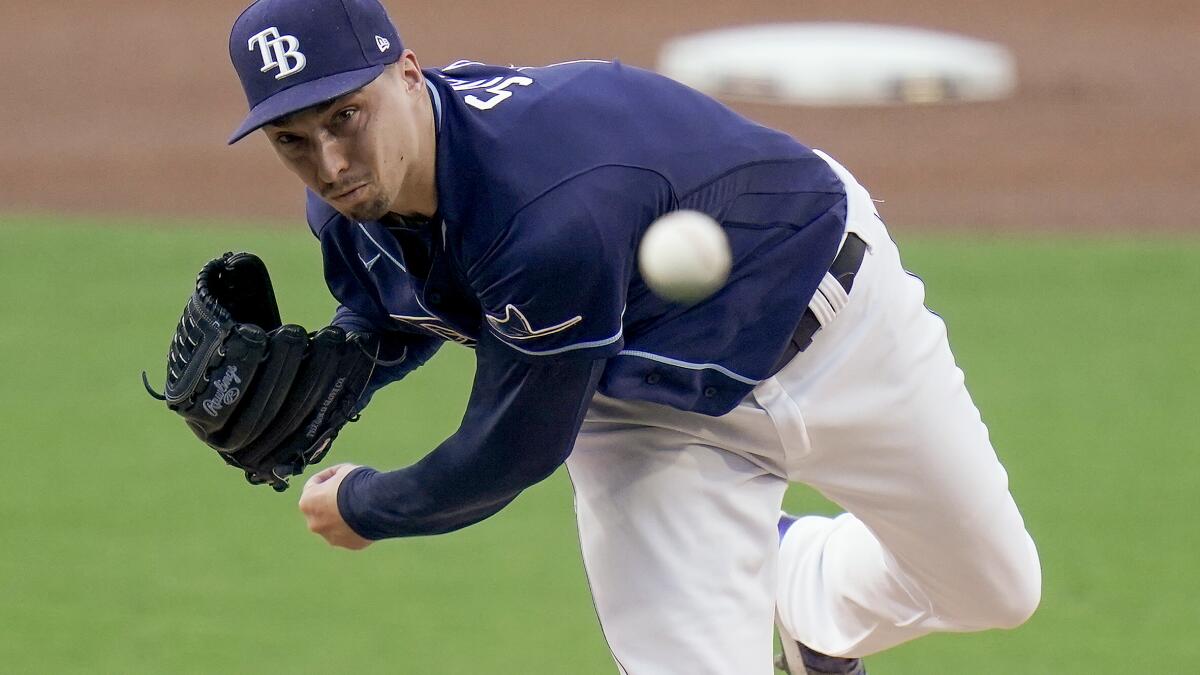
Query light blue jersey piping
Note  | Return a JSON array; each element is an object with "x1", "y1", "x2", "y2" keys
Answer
[
  {"x1": 616, "y1": 350, "x2": 760, "y2": 385},
  {"x1": 491, "y1": 327, "x2": 624, "y2": 356}
]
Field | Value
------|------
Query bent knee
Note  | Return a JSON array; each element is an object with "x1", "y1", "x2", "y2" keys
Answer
[
  {"x1": 966, "y1": 537, "x2": 1042, "y2": 629},
  {"x1": 929, "y1": 533, "x2": 1042, "y2": 631},
  {"x1": 983, "y1": 566, "x2": 1041, "y2": 629}
]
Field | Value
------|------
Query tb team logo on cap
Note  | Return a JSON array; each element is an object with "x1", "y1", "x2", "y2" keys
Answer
[{"x1": 248, "y1": 27, "x2": 306, "y2": 80}]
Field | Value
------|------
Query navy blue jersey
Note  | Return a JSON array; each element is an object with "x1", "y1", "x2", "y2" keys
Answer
[
  {"x1": 310, "y1": 60, "x2": 848, "y2": 537},
  {"x1": 314, "y1": 59, "x2": 847, "y2": 413}
]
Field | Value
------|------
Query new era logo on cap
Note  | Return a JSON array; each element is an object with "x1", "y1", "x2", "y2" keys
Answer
[{"x1": 375, "y1": 35, "x2": 390, "y2": 52}]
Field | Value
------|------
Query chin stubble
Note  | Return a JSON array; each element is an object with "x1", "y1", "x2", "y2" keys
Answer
[{"x1": 347, "y1": 194, "x2": 392, "y2": 222}]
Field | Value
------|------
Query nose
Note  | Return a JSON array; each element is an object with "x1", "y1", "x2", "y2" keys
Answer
[{"x1": 314, "y1": 134, "x2": 350, "y2": 186}]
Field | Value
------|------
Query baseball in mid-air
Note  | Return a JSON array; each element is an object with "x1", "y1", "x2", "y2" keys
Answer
[{"x1": 637, "y1": 210, "x2": 732, "y2": 304}]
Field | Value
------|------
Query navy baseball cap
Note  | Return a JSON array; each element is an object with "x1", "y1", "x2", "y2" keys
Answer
[{"x1": 227, "y1": 0, "x2": 402, "y2": 144}]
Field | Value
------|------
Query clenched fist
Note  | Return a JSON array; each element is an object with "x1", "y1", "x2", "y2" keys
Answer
[{"x1": 298, "y1": 463, "x2": 373, "y2": 550}]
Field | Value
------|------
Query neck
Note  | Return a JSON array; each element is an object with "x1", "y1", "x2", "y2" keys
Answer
[
  {"x1": 390, "y1": 171, "x2": 436, "y2": 220},
  {"x1": 389, "y1": 86, "x2": 439, "y2": 220}
]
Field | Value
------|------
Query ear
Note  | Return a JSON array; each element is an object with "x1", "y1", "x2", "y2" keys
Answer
[{"x1": 397, "y1": 50, "x2": 423, "y2": 93}]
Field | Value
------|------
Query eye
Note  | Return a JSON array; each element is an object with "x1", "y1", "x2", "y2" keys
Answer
[
  {"x1": 335, "y1": 108, "x2": 358, "y2": 124},
  {"x1": 274, "y1": 133, "x2": 301, "y2": 146}
]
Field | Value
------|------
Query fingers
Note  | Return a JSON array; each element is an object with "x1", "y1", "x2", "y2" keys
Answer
[
  {"x1": 302, "y1": 469, "x2": 331, "y2": 492},
  {"x1": 297, "y1": 462, "x2": 371, "y2": 551},
  {"x1": 304, "y1": 462, "x2": 354, "y2": 490}
]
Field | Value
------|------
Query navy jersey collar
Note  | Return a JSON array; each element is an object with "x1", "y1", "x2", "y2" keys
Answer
[{"x1": 425, "y1": 77, "x2": 443, "y2": 134}]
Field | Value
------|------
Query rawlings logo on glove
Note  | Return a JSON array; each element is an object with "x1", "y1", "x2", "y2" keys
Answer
[{"x1": 203, "y1": 366, "x2": 243, "y2": 417}]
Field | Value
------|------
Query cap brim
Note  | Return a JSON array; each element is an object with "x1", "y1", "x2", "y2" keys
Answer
[{"x1": 227, "y1": 64, "x2": 386, "y2": 144}]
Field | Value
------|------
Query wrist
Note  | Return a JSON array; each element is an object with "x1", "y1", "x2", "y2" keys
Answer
[{"x1": 335, "y1": 466, "x2": 381, "y2": 540}]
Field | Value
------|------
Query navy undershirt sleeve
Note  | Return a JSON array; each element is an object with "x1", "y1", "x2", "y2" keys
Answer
[{"x1": 336, "y1": 330, "x2": 605, "y2": 539}]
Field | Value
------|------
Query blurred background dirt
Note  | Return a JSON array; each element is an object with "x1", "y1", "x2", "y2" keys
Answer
[{"x1": 2, "y1": 0, "x2": 1196, "y2": 232}]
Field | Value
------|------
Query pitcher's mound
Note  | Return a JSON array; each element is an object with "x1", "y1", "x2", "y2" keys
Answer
[{"x1": 658, "y1": 23, "x2": 1016, "y2": 106}]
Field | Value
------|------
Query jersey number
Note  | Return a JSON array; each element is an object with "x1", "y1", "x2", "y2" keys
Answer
[{"x1": 457, "y1": 76, "x2": 534, "y2": 110}]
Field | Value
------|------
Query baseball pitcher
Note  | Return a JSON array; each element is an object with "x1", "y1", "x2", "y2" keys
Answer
[{"x1": 150, "y1": 0, "x2": 1043, "y2": 672}]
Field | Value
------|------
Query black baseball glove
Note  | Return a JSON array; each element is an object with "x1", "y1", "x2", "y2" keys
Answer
[{"x1": 143, "y1": 251, "x2": 381, "y2": 491}]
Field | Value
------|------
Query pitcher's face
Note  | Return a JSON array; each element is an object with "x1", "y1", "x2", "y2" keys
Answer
[{"x1": 263, "y1": 53, "x2": 430, "y2": 222}]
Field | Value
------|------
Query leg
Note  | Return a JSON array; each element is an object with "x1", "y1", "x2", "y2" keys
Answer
[
  {"x1": 769, "y1": 154, "x2": 1041, "y2": 656},
  {"x1": 567, "y1": 394, "x2": 789, "y2": 674}
]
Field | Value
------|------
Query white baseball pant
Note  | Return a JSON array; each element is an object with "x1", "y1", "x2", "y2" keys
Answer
[{"x1": 565, "y1": 152, "x2": 1041, "y2": 674}]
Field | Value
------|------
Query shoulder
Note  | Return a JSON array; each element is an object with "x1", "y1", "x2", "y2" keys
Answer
[
  {"x1": 428, "y1": 59, "x2": 707, "y2": 127},
  {"x1": 431, "y1": 58, "x2": 622, "y2": 93},
  {"x1": 427, "y1": 58, "x2": 664, "y2": 139}
]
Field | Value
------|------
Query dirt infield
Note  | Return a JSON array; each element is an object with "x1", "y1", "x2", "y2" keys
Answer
[{"x1": 2, "y1": 0, "x2": 1196, "y2": 232}]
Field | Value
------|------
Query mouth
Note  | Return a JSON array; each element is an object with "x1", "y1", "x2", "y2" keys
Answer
[{"x1": 328, "y1": 183, "x2": 368, "y2": 201}]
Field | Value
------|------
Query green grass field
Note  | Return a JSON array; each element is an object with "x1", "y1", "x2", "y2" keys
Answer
[{"x1": 1, "y1": 216, "x2": 1196, "y2": 674}]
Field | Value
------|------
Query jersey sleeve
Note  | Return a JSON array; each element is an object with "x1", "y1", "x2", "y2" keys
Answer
[
  {"x1": 336, "y1": 328, "x2": 605, "y2": 538},
  {"x1": 468, "y1": 168, "x2": 660, "y2": 361}
]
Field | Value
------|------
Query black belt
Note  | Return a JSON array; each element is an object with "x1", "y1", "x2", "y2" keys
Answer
[{"x1": 769, "y1": 232, "x2": 868, "y2": 376}]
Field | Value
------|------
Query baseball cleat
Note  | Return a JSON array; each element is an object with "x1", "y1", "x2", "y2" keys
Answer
[
  {"x1": 775, "y1": 623, "x2": 867, "y2": 675},
  {"x1": 774, "y1": 640, "x2": 867, "y2": 674},
  {"x1": 776, "y1": 513, "x2": 866, "y2": 674},
  {"x1": 778, "y1": 512, "x2": 800, "y2": 539}
]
